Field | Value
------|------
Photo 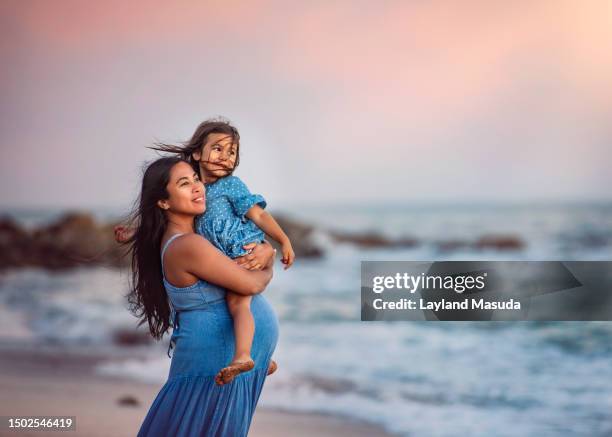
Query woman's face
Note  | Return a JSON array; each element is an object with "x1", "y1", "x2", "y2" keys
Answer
[
  {"x1": 158, "y1": 161, "x2": 205, "y2": 215},
  {"x1": 193, "y1": 133, "x2": 238, "y2": 181}
]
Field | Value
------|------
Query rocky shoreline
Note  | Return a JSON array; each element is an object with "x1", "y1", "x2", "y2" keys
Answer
[
  {"x1": 0, "y1": 213, "x2": 126, "y2": 270},
  {"x1": 0, "y1": 212, "x2": 527, "y2": 270}
]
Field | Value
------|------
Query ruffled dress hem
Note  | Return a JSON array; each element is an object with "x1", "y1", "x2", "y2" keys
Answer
[{"x1": 137, "y1": 368, "x2": 269, "y2": 437}]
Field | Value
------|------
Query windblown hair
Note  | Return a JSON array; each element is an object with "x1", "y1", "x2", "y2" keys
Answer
[
  {"x1": 124, "y1": 156, "x2": 187, "y2": 340},
  {"x1": 150, "y1": 116, "x2": 241, "y2": 176}
]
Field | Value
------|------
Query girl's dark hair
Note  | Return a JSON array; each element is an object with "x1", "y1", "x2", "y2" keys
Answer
[
  {"x1": 150, "y1": 117, "x2": 240, "y2": 176},
  {"x1": 124, "y1": 156, "x2": 187, "y2": 340}
]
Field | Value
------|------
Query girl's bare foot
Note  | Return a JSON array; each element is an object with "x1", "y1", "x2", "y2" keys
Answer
[
  {"x1": 215, "y1": 359, "x2": 255, "y2": 385},
  {"x1": 267, "y1": 360, "x2": 278, "y2": 376}
]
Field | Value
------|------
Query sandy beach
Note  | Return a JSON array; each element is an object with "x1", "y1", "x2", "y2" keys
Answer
[{"x1": 0, "y1": 341, "x2": 394, "y2": 437}]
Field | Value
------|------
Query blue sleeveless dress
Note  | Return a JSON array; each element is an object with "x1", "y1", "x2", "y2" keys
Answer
[{"x1": 137, "y1": 234, "x2": 279, "y2": 437}]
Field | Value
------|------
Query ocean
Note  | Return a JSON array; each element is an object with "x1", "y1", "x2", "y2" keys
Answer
[{"x1": 1, "y1": 202, "x2": 611, "y2": 436}]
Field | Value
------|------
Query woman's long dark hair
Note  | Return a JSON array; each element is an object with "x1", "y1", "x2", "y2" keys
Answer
[
  {"x1": 124, "y1": 156, "x2": 187, "y2": 340},
  {"x1": 150, "y1": 116, "x2": 241, "y2": 176}
]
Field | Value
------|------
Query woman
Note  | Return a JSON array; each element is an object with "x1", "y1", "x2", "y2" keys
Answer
[{"x1": 126, "y1": 157, "x2": 279, "y2": 436}]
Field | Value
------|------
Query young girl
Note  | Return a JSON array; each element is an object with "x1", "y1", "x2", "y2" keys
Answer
[
  {"x1": 116, "y1": 118, "x2": 294, "y2": 385},
  {"x1": 193, "y1": 124, "x2": 294, "y2": 385}
]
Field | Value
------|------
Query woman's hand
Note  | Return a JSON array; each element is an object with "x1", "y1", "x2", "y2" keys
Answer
[{"x1": 235, "y1": 241, "x2": 276, "y2": 270}]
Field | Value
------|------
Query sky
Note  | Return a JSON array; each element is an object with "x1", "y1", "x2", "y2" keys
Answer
[{"x1": 1, "y1": 0, "x2": 611, "y2": 210}]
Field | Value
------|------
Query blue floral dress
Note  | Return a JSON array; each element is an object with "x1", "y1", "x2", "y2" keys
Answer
[{"x1": 196, "y1": 176, "x2": 266, "y2": 258}]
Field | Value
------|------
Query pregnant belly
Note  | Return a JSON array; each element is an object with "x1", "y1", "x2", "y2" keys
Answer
[
  {"x1": 168, "y1": 294, "x2": 279, "y2": 378},
  {"x1": 250, "y1": 294, "x2": 280, "y2": 367}
]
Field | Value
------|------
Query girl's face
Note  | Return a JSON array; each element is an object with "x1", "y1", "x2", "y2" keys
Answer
[
  {"x1": 193, "y1": 133, "x2": 238, "y2": 182},
  {"x1": 157, "y1": 161, "x2": 206, "y2": 215}
]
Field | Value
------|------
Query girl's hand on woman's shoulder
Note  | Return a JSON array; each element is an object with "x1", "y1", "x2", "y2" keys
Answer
[
  {"x1": 235, "y1": 241, "x2": 276, "y2": 271},
  {"x1": 113, "y1": 225, "x2": 134, "y2": 243}
]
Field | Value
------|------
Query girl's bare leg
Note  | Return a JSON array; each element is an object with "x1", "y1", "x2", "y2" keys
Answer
[{"x1": 215, "y1": 292, "x2": 255, "y2": 385}]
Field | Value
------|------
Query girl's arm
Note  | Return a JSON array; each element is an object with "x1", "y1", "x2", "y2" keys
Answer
[
  {"x1": 180, "y1": 234, "x2": 273, "y2": 295},
  {"x1": 225, "y1": 175, "x2": 294, "y2": 269},
  {"x1": 246, "y1": 206, "x2": 295, "y2": 269}
]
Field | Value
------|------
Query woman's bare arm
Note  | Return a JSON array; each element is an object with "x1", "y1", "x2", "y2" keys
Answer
[{"x1": 178, "y1": 234, "x2": 273, "y2": 295}]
